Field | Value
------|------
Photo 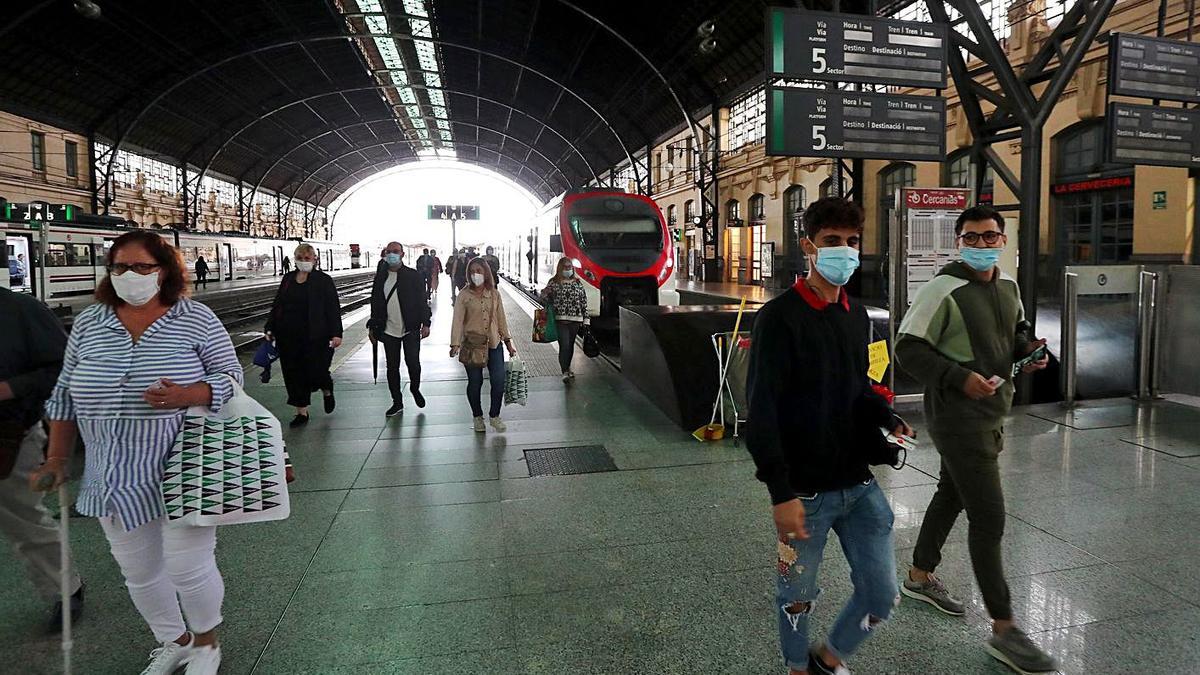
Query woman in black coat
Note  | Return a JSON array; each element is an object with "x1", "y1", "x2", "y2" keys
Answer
[{"x1": 264, "y1": 244, "x2": 343, "y2": 426}]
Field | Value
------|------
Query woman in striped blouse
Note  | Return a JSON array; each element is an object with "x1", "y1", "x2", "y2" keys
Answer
[{"x1": 31, "y1": 231, "x2": 241, "y2": 675}]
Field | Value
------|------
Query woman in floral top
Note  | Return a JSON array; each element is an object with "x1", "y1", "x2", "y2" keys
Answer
[{"x1": 540, "y1": 257, "x2": 588, "y2": 382}]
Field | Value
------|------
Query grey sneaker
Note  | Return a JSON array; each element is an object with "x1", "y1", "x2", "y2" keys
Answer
[
  {"x1": 986, "y1": 627, "x2": 1059, "y2": 674},
  {"x1": 901, "y1": 573, "x2": 965, "y2": 616}
]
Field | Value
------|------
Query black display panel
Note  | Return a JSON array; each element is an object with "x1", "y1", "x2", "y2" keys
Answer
[
  {"x1": 1108, "y1": 33, "x2": 1200, "y2": 104},
  {"x1": 1107, "y1": 102, "x2": 1200, "y2": 169}
]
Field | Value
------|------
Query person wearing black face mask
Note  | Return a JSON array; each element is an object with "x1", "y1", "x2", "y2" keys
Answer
[
  {"x1": 745, "y1": 197, "x2": 911, "y2": 675},
  {"x1": 367, "y1": 243, "x2": 431, "y2": 417}
]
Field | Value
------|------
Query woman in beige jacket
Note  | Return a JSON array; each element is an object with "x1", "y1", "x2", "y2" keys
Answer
[{"x1": 450, "y1": 259, "x2": 517, "y2": 432}]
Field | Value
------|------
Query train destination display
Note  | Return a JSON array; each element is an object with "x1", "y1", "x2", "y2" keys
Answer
[
  {"x1": 766, "y1": 8, "x2": 947, "y2": 88},
  {"x1": 1108, "y1": 33, "x2": 1200, "y2": 104},
  {"x1": 766, "y1": 87, "x2": 946, "y2": 161},
  {"x1": 1107, "y1": 102, "x2": 1200, "y2": 169}
]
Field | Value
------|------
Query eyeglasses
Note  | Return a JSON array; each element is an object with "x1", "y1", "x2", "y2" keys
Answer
[
  {"x1": 957, "y1": 231, "x2": 1005, "y2": 246},
  {"x1": 108, "y1": 263, "x2": 160, "y2": 275}
]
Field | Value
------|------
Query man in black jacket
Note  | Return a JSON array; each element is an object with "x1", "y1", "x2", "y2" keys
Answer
[
  {"x1": 368, "y1": 242, "x2": 432, "y2": 417},
  {"x1": 745, "y1": 198, "x2": 911, "y2": 675},
  {"x1": 0, "y1": 287, "x2": 83, "y2": 631}
]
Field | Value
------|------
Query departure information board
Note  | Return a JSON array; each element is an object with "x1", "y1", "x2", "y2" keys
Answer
[
  {"x1": 766, "y1": 87, "x2": 946, "y2": 161},
  {"x1": 1108, "y1": 33, "x2": 1200, "y2": 104},
  {"x1": 1107, "y1": 102, "x2": 1200, "y2": 169},
  {"x1": 766, "y1": 8, "x2": 948, "y2": 88}
]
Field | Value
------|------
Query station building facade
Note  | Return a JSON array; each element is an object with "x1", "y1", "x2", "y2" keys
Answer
[
  {"x1": 646, "y1": 0, "x2": 1197, "y2": 301},
  {"x1": 0, "y1": 110, "x2": 330, "y2": 240}
]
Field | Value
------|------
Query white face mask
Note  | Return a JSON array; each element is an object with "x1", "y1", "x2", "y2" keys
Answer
[
  {"x1": 471, "y1": 273, "x2": 485, "y2": 287},
  {"x1": 110, "y1": 270, "x2": 161, "y2": 306},
  {"x1": 295, "y1": 261, "x2": 314, "y2": 272},
  {"x1": 562, "y1": 269, "x2": 574, "y2": 278}
]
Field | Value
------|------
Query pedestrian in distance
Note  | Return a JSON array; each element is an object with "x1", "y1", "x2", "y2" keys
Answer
[
  {"x1": 29, "y1": 230, "x2": 243, "y2": 675},
  {"x1": 428, "y1": 249, "x2": 443, "y2": 298},
  {"x1": 9, "y1": 253, "x2": 27, "y2": 287},
  {"x1": 896, "y1": 205, "x2": 1054, "y2": 675},
  {"x1": 194, "y1": 255, "x2": 209, "y2": 289},
  {"x1": 0, "y1": 285, "x2": 84, "y2": 633},
  {"x1": 481, "y1": 246, "x2": 501, "y2": 280},
  {"x1": 281, "y1": 255, "x2": 291, "y2": 274},
  {"x1": 415, "y1": 248, "x2": 432, "y2": 297},
  {"x1": 452, "y1": 249, "x2": 469, "y2": 291},
  {"x1": 264, "y1": 244, "x2": 344, "y2": 428},
  {"x1": 744, "y1": 197, "x2": 913, "y2": 675},
  {"x1": 539, "y1": 257, "x2": 587, "y2": 383},
  {"x1": 367, "y1": 242, "x2": 432, "y2": 418},
  {"x1": 449, "y1": 259, "x2": 517, "y2": 433}
]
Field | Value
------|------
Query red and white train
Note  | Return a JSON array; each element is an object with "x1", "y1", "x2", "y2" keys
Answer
[{"x1": 497, "y1": 190, "x2": 673, "y2": 317}]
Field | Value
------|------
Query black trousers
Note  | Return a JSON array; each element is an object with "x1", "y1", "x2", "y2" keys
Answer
[
  {"x1": 196, "y1": 272, "x2": 207, "y2": 288},
  {"x1": 277, "y1": 338, "x2": 333, "y2": 408},
  {"x1": 381, "y1": 332, "x2": 421, "y2": 404}
]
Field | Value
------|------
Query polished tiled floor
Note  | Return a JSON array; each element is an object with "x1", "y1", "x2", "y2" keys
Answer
[{"x1": 6, "y1": 285, "x2": 1200, "y2": 674}]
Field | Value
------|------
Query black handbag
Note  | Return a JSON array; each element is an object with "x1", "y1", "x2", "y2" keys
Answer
[{"x1": 581, "y1": 325, "x2": 600, "y2": 358}]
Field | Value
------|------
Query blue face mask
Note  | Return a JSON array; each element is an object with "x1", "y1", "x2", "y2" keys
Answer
[
  {"x1": 960, "y1": 247, "x2": 1002, "y2": 272},
  {"x1": 812, "y1": 245, "x2": 860, "y2": 287},
  {"x1": 385, "y1": 253, "x2": 402, "y2": 266}
]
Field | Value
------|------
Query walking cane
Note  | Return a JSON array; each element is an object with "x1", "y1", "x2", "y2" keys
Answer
[{"x1": 36, "y1": 474, "x2": 73, "y2": 675}]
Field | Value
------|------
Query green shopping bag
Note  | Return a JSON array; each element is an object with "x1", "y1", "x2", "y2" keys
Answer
[{"x1": 533, "y1": 305, "x2": 558, "y2": 343}]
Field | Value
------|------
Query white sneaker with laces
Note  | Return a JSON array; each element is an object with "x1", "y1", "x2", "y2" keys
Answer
[
  {"x1": 473, "y1": 416, "x2": 486, "y2": 432},
  {"x1": 185, "y1": 643, "x2": 222, "y2": 675},
  {"x1": 140, "y1": 636, "x2": 195, "y2": 675},
  {"x1": 489, "y1": 417, "x2": 507, "y2": 432}
]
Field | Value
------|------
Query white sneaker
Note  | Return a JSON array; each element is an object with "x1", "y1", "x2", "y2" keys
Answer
[
  {"x1": 568, "y1": 371, "x2": 575, "y2": 379},
  {"x1": 489, "y1": 417, "x2": 507, "y2": 432},
  {"x1": 473, "y1": 417, "x2": 486, "y2": 432},
  {"x1": 185, "y1": 643, "x2": 221, "y2": 675},
  {"x1": 140, "y1": 636, "x2": 195, "y2": 675}
]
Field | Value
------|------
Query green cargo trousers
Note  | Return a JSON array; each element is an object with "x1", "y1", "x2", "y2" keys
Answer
[{"x1": 912, "y1": 428, "x2": 1012, "y2": 621}]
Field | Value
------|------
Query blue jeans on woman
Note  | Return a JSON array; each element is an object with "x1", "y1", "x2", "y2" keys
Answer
[
  {"x1": 465, "y1": 345, "x2": 506, "y2": 418},
  {"x1": 776, "y1": 479, "x2": 898, "y2": 670}
]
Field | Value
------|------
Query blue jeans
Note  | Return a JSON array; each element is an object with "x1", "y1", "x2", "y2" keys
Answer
[
  {"x1": 776, "y1": 479, "x2": 897, "y2": 670},
  {"x1": 465, "y1": 345, "x2": 505, "y2": 418}
]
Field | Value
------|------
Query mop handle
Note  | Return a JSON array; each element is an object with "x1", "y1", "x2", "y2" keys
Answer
[{"x1": 58, "y1": 482, "x2": 73, "y2": 675}]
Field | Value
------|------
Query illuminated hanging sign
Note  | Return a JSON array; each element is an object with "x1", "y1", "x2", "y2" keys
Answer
[
  {"x1": 1107, "y1": 102, "x2": 1200, "y2": 170},
  {"x1": 427, "y1": 204, "x2": 480, "y2": 220},
  {"x1": 1108, "y1": 33, "x2": 1200, "y2": 104},
  {"x1": 2, "y1": 201, "x2": 76, "y2": 223}
]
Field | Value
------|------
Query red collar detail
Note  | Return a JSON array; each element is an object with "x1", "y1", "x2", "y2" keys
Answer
[{"x1": 792, "y1": 277, "x2": 850, "y2": 311}]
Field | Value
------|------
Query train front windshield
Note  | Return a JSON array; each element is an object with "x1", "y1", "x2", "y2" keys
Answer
[{"x1": 566, "y1": 197, "x2": 663, "y2": 250}]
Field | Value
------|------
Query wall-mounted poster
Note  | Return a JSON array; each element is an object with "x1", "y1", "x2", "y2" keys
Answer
[
  {"x1": 761, "y1": 242, "x2": 774, "y2": 279},
  {"x1": 704, "y1": 244, "x2": 717, "y2": 259}
]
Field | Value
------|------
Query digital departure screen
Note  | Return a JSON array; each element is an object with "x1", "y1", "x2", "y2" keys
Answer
[
  {"x1": 1107, "y1": 102, "x2": 1200, "y2": 169},
  {"x1": 1108, "y1": 33, "x2": 1200, "y2": 104}
]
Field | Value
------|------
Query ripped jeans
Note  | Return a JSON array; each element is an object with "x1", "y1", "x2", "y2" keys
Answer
[{"x1": 776, "y1": 479, "x2": 897, "y2": 671}]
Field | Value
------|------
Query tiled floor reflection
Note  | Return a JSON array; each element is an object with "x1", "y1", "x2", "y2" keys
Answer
[{"x1": 5, "y1": 285, "x2": 1200, "y2": 673}]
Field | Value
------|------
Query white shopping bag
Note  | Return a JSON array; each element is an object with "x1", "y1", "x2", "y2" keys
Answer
[
  {"x1": 161, "y1": 380, "x2": 290, "y2": 526},
  {"x1": 504, "y1": 357, "x2": 529, "y2": 406}
]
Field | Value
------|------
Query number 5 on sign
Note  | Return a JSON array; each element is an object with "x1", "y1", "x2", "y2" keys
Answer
[{"x1": 867, "y1": 340, "x2": 890, "y2": 383}]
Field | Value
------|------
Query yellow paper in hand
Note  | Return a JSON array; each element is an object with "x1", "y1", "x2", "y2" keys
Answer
[{"x1": 867, "y1": 340, "x2": 890, "y2": 383}]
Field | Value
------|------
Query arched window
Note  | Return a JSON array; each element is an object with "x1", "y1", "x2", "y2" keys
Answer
[
  {"x1": 1053, "y1": 120, "x2": 1133, "y2": 265},
  {"x1": 945, "y1": 150, "x2": 994, "y2": 204},
  {"x1": 667, "y1": 204, "x2": 677, "y2": 225},
  {"x1": 684, "y1": 199, "x2": 695, "y2": 225},
  {"x1": 819, "y1": 176, "x2": 847, "y2": 199},
  {"x1": 725, "y1": 198, "x2": 741, "y2": 225},
  {"x1": 783, "y1": 185, "x2": 806, "y2": 267},
  {"x1": 878, "y1": 162, "x2": 915, "y2": 231},
  {"x1": 749, "y1": 194, "x2": 766, "y2": 223}
]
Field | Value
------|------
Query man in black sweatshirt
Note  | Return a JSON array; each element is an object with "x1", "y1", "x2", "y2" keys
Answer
[{"x1": 746, "y1": 197, "x2": 911, "y2": 675}]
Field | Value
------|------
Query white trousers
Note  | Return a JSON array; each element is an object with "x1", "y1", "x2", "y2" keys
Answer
[
  {"x1": 100, "y1": 514, "x2": 224, "y2": 642},
  {"x1": 0, "y1": 424, "x2": 82, "y2": 600}
]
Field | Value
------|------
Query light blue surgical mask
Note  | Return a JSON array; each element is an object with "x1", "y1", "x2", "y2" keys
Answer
[
  {"x1": 385, "y1": 253, "x2": 402, "y2": 266},
  {"x1": 960, "y1": 246, "x2": 1002, "y2": 272},
  {"x1": 812, "y1": 246, "x2": 860, "y2": 287}
]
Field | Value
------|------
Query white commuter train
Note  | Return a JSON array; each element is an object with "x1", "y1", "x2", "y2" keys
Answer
[{"x1": 2, "y1": 218, "x2": 353, "y2": 300}]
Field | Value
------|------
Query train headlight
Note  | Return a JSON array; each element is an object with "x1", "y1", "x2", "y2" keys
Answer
[{"x1": 571, "y1": 258, "x2": 581, "y2": 268}]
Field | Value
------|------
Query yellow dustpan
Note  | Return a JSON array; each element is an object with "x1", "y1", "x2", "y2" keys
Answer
[{"x1": 693, "y1": 298, "x2": 747, "y2": 442}]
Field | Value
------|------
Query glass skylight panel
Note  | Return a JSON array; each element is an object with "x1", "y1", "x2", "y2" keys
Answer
[
  {"x1": 432, "y1": 106, "x2": 447, "y2": 119},
  {"x1": 360, "y1": 0, "x2": 384, "y2": 12},
  {"x1": 436, "y1": 119, "x2": 450, "y2": 130},
  {"x1": 390, "y1": 71, "x2": 408, "y2": 86},
  {"x1": 409, "y1": 18, "x2": 433, "y2": 38},
  {"x1": 406, "y1": 104, "x2": 421, "y2": 118},
  {"x1": 402, "y1": 0, "x2": 428, "y2": 18},
  {"x1": 423, "y1": 72, "x2": 442, "y2": 88},
  {"x1": 365, "y1": 15, "x2": 388, "y2": 35},
  {"x1": 415, "y1": 40, "x2": 439, "y2": 72},
  {"x1": 428, "y1": 89, "x2": 445, "y2": 107},
  {"x1": 398, "y1": 87, "x2": 418, "y2": 104},
  {"x1": 440, "y1": 130, "x2": 453, "y2": 141}
]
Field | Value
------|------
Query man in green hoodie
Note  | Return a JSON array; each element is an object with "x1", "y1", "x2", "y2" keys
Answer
[{"x1": 895, "y1": 205, "x2": 1053, "y2": 674}]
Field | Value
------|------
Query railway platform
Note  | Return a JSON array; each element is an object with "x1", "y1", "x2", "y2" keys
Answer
[{"x1": 8, "y1": 282, "x2": 1200, "y2": 674}]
